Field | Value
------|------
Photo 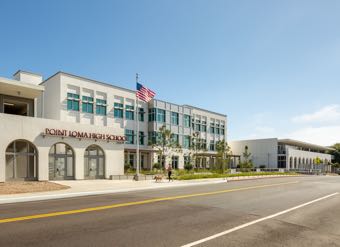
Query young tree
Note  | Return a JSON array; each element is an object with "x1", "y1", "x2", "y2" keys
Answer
[
  {"x1": 188, "y1": 132, "x2": 207, "y2": 169},
  {"x1": 328, "y1": 143, "x2": 340, "y2": 164},
  {"x1": 151, "y1": 125, "x2": 182, "y2": 170},
  {"x1": 240, "y1": 145, "x2": 253, "y2": 170},
  {"x1": 215, "y1": 140, "x2": 232, "y2": 173}
]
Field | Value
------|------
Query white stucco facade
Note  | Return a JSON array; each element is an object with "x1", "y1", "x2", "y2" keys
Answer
[
  {"x1": 0, "y1": 70, "x2": 227, "y2": 182},
  {"x1": 230, "y1": 138, "x2": 333, "y2": 170}
]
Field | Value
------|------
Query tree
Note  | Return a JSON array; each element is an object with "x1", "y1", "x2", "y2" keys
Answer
[
  {"x1": 151, "y1": 125, "x2": 182, "y2": 169},
  {"x1": 215, "y1": 140, "x2": 232, "y2": 173},
  {"x1": 240, "y1": 145, "x2": 253, "y2": 170},
  {"x1": 315, "y1": 156, "x2": 322, "y2": 165},
  {"x1": 188, "y1": 132, "x2": 207, "y2": 169},
  {"x1": 328, "y1": 143, "x2": 340, "y2": 164}
]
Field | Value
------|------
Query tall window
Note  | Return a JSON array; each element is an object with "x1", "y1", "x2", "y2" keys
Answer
[
  {"x1": 195, "y1": 119, "x2": 201, "y2": 132},
  {"x1": 171, "y1": 134, "x2": 179, "y2": 145},
  {"x1": 202, "y1": 121, "x2": 207, "y2": 132},
  {"x1": 156, "y1": 109, "x2": 166, "y2": 123},
  {"x1": 82, "y1": 96, "x2": 93, "y2": 113},
  {"x1": 148, "y1": 131, "x2": 157, "y2": 145},
  {"x1": 138, "y1": 108, "x2": 145, "y2": 122},
  {"x1": 96, "y1": 99, "x2": 107, "y2": 116},
  {"x1": 148, "y1": 108, "x2": 156, "y2": 121},
  {"x1": 183, "y1": 135, "x2": 191, "y2": 149},
  {"x1": 216, "y1": 124, "x2": 220, "y2": 135},
  {"x1": 210, "y1": 123, "x2": 215, "y2": 134},
  {"x1": 67, "y1": 93, "x2": 80, "y2": 111},
  {"x1": 184, "y1": 115, "x2": 191, "y2": 128},
  {"x1": 125, "y1": 105, "x2": 134, "y2": 120},
  {"x1": 209, "y1": 140, "x2": 215, "y2": 151},
  {"x1": 221, "y1": 124, "x2": 225, "y2": 135},
  {"x1": 139, "y1": 131, "x2": 145, "y2": 145},
  {"x1": 171, "y1": 112, "x2": 179, "y2": 125},
  {"x1": 125, "y1": 129, "x2": 135, "y2": 144},
  {"x1": 114, "y1": 103, "x2": 123, "y2": 118},
  {"x1": 172, "y1": 156, "x2": 179, "y2": 169}
]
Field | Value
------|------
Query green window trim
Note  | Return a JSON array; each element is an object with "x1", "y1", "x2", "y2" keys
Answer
[{"x1": 67, "y1": 93, "x2": 80, "y2": 111}]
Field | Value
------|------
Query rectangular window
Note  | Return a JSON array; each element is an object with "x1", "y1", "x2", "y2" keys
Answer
[
  {"x1": 183, "y1": 135, "x2": 191, "y2": 149},
  {"x1": 148, "y1": 131, "x2": 157, "y2": 145},
  {"x1": 148, "y1": 108, "x2": 156, "y2": 122},
  {"x1": 114, "y1": 103, "x2": 123, "y2": 118},
  {"x1": 96, "y1": 99, "x2": 107, "y2": 116},
  {"x1": 82, "y1": 96, "x2": 93, "y2": 113},
  {"x1": 184, "y1": 115, "x2": 191, "y2": 128},
  {"x1": 209, "y1": 140, "x2": 215, "y2": 151},
  {"x1": 139, "y1": 131, "x2": 145, "y2": 145},
  {"x1": 171, "y1": 134, "x2": 179, "y2": 145},
  {"x1": 125, "y1": 129, "x2": 135, "y2": 144},
  {"x1": 221, "y1": 125, "x2": 225, "y2": 135},
  {"x1": 67, "y1": 93, "x2": 80, "y2": 111},
  {"x1": 125, "y1": 105, "x2": 134, "y2": 120},
  {"x1": 171, "y1": 156, "x2": 179, "y2": 169},
  {"x1": 138, "y1": 108, "x2": 145, "y2": 122},
  {"x1": 171, "y1": 112, "x2": 179, "y2": 125},
  {"x1": 156, "y1": 109, "x2": 166, "y2": 123},
  {"x1": 202, "y1": 123, "x2": 207, "y2": 132},
  {"x1": 210, "y1": 123, "x2": 215, "y2": 134}
]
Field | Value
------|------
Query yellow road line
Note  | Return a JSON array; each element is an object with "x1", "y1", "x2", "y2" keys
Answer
[{"x1": 0, "y1": 181, "x2": 298, "y2": 224}]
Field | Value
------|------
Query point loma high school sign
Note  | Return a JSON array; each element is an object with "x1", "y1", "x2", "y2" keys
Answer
[{"x1": 44, "y1": 128, "x2": 126, "y2": 143}]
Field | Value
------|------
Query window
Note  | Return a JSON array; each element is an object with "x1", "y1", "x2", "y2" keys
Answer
[
  {"x1": 148, "y1": 131, "x2": 157, "y2": 145},
  {"x1": 171, "y1": 134, "x2": 179, "y2": 145},
  {"x1": 114, "y1": 103, "x2": 123, "y2": 118},
  {"x1": 210, "y1": 123, "x2": 215, "y2": 134},
  {"x1": 156, "y1": 109, "x2": 166, "y2": 123},
  {"x1": 183, "y1": 135, "x2": 190, "y2": 149},
  {"x1": 139, "y1": 131, "x2": 145, "y2": 145},
  {"x1": 125, "y1": 105, "x2": 134, "y2": 120},
  {"x1": 148, "y1": 108, "x2": 156, "y2": 121},
  {"x1": 221, "y1": 125, "x2": 225, "y2": 135},
  {"x1": 171, "y1": 156, "x2": 179, "y2": 169},
  {"x1": 216, "y1": 127, "x2": 220, "y2": 135},
  {"x1": 209, "y1": 140, "x2": 215, "y2": 151},
  {"x1": 67, "y1": 93, "x2": 80, "y2": 111},
  {"x1": 82, "y1": 96, "x2": 93, "y2": 113},
  {"x1": 184, "y1": 115, "x2": 191, "y2": 128},
  {"x1": 138, "y1": 108, "x2": 145, "y2": 122},
  {"x1": 96, "y1": 99, "x2": 107, "y2": 116},
  {"x1": 202, "y1": 121, "x2": 207, "y2": 132},
  {"x1": 195, "y1": 120, "x2": 201, "y2": 132},
  {"x1": 171, "y1": 112, "x2": 179, "y2": 125},
  {"x1": 125, "y1": 129, "x2": 135, "y2": 144}
]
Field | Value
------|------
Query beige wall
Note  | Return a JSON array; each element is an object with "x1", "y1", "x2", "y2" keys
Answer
[{"x1": 0, "y1": 113, "x2": 125, "y2": 182}]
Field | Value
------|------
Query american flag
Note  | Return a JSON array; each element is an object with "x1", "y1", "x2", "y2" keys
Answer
[{"x1": 136, "y1": 82, "x2": 155, "y2": 102}]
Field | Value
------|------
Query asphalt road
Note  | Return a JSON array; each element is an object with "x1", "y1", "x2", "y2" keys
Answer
[{"x1": 1, "y1": 176, "x2": 340, "y2": 247}]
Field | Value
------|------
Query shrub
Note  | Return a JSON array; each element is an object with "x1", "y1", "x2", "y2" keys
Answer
[
  {"x1": 152, "y1": 163, "x2": 161, "y2": 169},
  {"x1": 184, "y1": 163, "x2": 193, "y2": 171}
]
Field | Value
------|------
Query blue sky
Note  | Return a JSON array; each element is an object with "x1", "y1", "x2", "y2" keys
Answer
[{"x1": 1, "y1": 0, "x2": 339, "y2": 145}]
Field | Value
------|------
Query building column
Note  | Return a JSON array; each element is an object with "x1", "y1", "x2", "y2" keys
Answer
[
  {"x1": 37, "y1": 147, "x2": 49, "y2": 181},
  {"x1": 74, "y1": 148, "x2": 84, "y2": 180},
  {"x1": 0, "y1": 146, "x2": 5, "y2": 182}
]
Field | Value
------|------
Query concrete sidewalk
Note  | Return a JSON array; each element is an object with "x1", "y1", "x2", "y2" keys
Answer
[{"x1": 0, "y1": 175, "x2": 299, "y2": 205}]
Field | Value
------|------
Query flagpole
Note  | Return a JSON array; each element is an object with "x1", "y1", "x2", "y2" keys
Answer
[{"x1": 135, "y1": 73, "x2": 140, "y2": 180}]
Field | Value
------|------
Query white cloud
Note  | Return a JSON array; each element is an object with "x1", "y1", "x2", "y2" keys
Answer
[
  {"x1": 287, "y1": 125, "x2": 340, "y2": 146},
  {"x1": 292, "y1": 104, "x2": 340, "y2": 124}
]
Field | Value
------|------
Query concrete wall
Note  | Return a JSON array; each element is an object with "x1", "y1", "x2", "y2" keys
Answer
[
  {"x1": 0, "y1": 113, "x2": 125, "y2": 182},
  {"x1": 229, "y1": 138, "x2": 278, "y2": 168}
]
